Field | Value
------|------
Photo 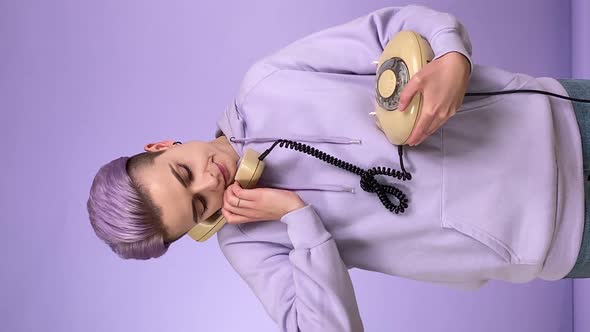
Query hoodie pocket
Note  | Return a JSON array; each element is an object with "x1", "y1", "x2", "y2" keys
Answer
[
  {"x1": 439, "y1": 101, "x2": 513, "y2": 264},
  {"x1": 439, "y1": 98, "x2": 557, "y2": 266},
  {"x1": 440, "y1": 217, "x2": 513, "y2": 263}
]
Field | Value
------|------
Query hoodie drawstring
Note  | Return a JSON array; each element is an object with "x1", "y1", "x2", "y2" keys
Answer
[{"x1": 256, "y1": 139, "x2": 411, "y2": 214}]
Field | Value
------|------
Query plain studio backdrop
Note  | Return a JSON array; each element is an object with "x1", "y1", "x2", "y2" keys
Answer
[{"x1": 1, "y1": 0, "x2": 589, "y2": 331}]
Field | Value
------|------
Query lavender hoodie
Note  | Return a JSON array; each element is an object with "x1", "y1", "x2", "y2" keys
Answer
[{"x1": 214, "y1": 5, "x2": 584, "y2": 331}]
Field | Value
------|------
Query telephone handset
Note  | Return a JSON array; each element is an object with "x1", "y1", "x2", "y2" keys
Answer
[{"x1": 186, "y1": 149, "x2": 265, "y2": 242}]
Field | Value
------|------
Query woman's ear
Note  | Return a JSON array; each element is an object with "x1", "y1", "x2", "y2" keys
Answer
[{"x1": 144, "y1": 140, "x2": 176, "y2": 152}]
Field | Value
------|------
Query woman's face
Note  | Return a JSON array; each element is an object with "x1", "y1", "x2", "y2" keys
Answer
[{"x1": 135, "y1": 138, "x2": 239, "y2": 243}]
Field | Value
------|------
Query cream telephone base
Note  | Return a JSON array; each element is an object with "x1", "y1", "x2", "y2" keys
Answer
[
  {"x1": 373, "y1": 31, "x2": 590, "y2": 146},
  {"x1": 187, "y1": 149, "x2": 265, "y2": 242},
  {"x1": 374, "y1": 30, "x2": 434, "y2": 146}
]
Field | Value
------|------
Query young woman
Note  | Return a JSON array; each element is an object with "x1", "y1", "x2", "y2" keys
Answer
[{"x1": 86, "y1": 5, "x2": 590, "y2": 331}]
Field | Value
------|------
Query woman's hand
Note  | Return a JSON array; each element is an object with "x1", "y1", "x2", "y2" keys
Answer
[
  {"x1": 398, "y1": 51, "x2": 470, "y2": 146},
  {"x1": 221, "y1": 181, "x2": 306, "y2": 224}
]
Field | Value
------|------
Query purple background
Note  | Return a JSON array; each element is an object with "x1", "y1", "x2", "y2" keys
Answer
[{"x1": 1, "y1": 0, "x2": 588, "y2": 331}]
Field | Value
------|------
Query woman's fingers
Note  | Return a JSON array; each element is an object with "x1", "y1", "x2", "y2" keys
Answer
[
  {"x1": 230, "y1": 182, "x2": 261, "y2": 201},
  {"x1": 398, "y1": 74, "x2": 422, "y2": 112},
  {"x1": 221, "y1": 208, "x2": 254, "y2": 224},
  {"x1": 224, "y1": 187, "x2": 243, "y2": 209},
  {"x1": 223, "y1": 183, "x2": 256, "y2": 217},
  {"x1": 407, "y1": 104, "x2": 436, "y2": 145},
  {"x1": 229, "y1": 183, "x2": 256, "y2": 206},
  {"x1": 425, "y1": 112, "x2": 448, "y2": 136},
  {"x1": 222, "y1": 184, "x2": 305, "y2": 224},
  {"x1": 425, "y1": 102, "x2": 459, "y2": 137},
  {"x1": 399, "y1": 52, "x2": 470, "y2": 146}
]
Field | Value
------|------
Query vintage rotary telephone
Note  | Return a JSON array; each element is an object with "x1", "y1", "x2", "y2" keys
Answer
[
  {"x1": 187, "y1": 30, "x2": 590, "y2": 243},
  {"x1": 374, "y1": 30, "x2": 590, "y2": 145},
  {"x1": 374, "y1": 30, "x2": 434, "y2": 145}
]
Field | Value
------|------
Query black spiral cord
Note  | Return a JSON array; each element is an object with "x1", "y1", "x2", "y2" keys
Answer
[
  {"x1": 232, "y1": 89, "x2": 590, "y2": 215},
  {"x1": 258, "y1": 139, "x2": 412, "y2": 214}
]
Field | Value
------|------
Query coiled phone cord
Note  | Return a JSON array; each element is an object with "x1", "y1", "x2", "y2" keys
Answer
[
  {"x1": 259, "y1": 139, "x2": 412, "y2": 214},
  {"x1": 252, "y1": 89, "x2": 590, "y2": 215}
]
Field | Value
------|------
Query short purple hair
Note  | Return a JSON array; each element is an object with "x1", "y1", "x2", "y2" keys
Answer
[{"x1": 87, "y1": 151, "x2": 169, "y2": 260}]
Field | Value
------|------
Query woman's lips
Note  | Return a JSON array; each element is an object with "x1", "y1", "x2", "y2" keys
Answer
[{"x1": 215, "y1": 162, "x2": 229, "y2": 185}]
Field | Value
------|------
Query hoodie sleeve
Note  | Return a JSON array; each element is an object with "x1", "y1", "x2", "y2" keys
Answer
[
  {"x1": 261, "y1": 5, "x2": 472, "y2": 75},
  {"x1": 217, "y1": 204, "x2": 364, "y2": 332},
  {"x1": 236, "y1": 5, "x2": 473, "y2": 104}
]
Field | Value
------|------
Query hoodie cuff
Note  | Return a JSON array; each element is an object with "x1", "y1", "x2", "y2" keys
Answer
[
  {"x1": 431, "y1": 29, "x2": 473, "y2": 78},
  {"x1": 280, "y1": 204, "x2": 332, "y2": 249}
]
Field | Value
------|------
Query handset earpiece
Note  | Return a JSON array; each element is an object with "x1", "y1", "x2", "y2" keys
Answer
[
  {"x1": 374, "y1": 30, "x2": 434, "y2": 146},
  {"x1": 187, "y1": 149, "x2": 265, "y2": 242}
]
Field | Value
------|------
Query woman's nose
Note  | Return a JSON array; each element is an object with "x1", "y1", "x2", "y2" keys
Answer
[{"x1": 190, "y1": 170, "x2": 220, "y2": 193}]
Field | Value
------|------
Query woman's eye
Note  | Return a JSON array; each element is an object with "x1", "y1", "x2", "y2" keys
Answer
[
  {"x1": 180, "y1": 164, "x2": 193, "y2": 183},
  {"x1": 179, "y1": 164, "x2": 207, "y2": 215}
]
